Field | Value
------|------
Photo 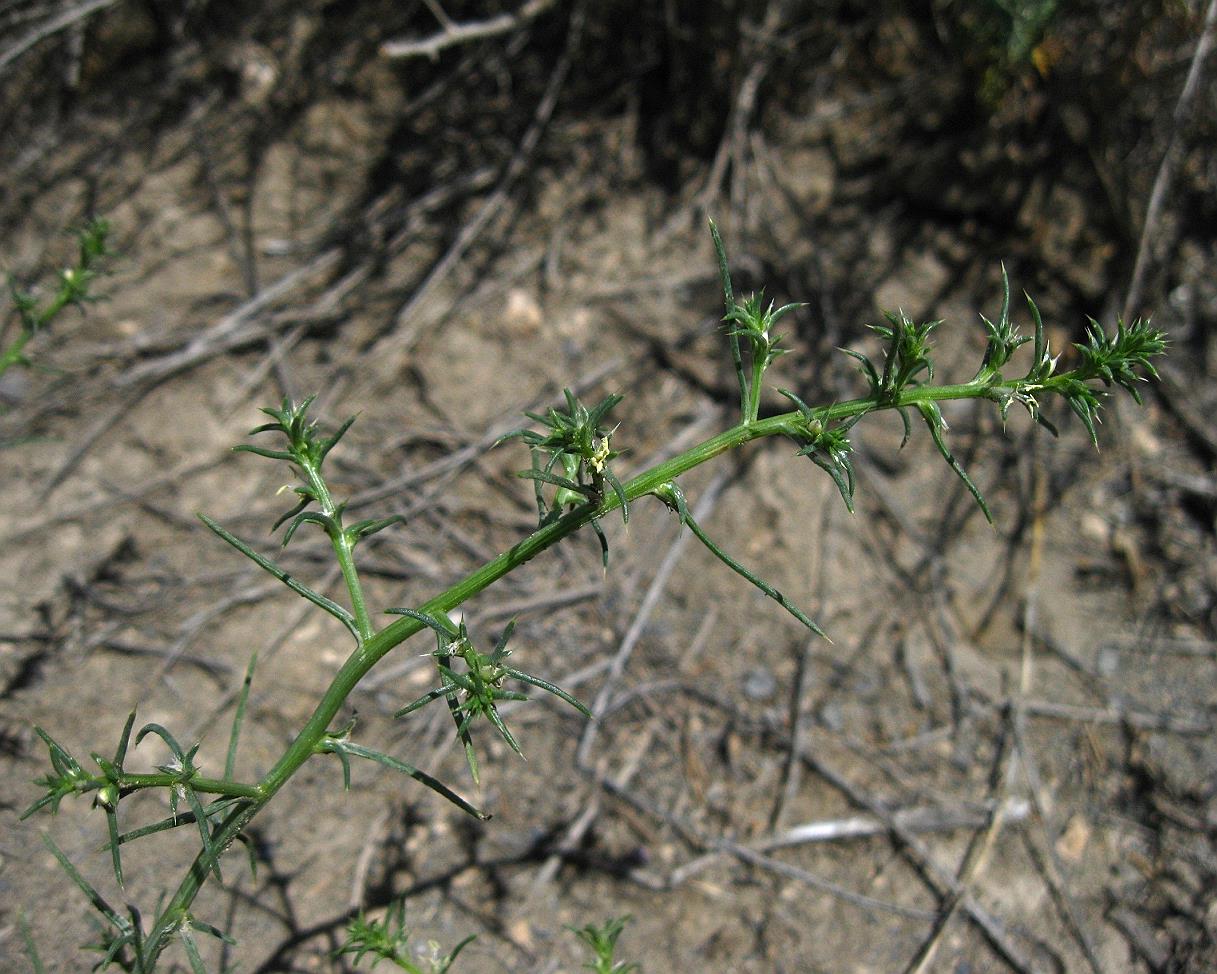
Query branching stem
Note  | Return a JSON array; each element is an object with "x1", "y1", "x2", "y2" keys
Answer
[{"x1": 138, "y1": 369, "x2": 1073, "y2": 964}]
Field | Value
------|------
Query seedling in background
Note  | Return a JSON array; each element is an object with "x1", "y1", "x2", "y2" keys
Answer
[
  {"x1": 1, "y1": 218, "x2": 111, "y2": 381},
  {"x1": 23, "y1": 222, "x2": 1165, "y2": 972},
  {"x1": 338, "y1": 899, "x2": 475, "y2": 972},
  {"x1": 570, "y1": 915, "x2": 641, "y2": 974}
]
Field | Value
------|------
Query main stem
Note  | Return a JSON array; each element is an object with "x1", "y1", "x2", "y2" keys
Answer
[
  {"x1": 141, "y1": 378, "x2": 1011, "y2": 963},
  {"x1": 0, "y1": 330, "x2": 32, "y2": 376}
]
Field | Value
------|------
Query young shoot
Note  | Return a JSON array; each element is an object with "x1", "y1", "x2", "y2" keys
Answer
[
  {"x1": 1, "y1": 218, "x2": 111, "y2": 381},
  {"x1": 570, "y1": 915, "x2": 641, "y2": 974}
]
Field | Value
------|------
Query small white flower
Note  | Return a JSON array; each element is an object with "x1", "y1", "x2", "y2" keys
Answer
[{"x1": 589, "y1": 433, "x2": 612, "y2": 474}]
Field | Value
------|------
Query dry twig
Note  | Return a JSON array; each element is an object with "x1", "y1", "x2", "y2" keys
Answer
[
  {"x1": 380, "y1": 0, "x2": 557, "y2": 61},
  {"x1": 380, "y1": 4, "x2": 582, "y2": 354},
  {"x1": 672, "y1": 797, "x2": 1033, "y2": 885},
  {"x1": 0, "y1": 0, "x2": 117, "y2": 74},
  {"x1": 1123, "y1": 0, "x2": 1217, "y2": 321}
]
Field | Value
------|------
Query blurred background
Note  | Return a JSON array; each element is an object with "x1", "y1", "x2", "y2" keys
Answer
[{"x1": 2, "y1": 2, "x2": 1215, "y2": 971}]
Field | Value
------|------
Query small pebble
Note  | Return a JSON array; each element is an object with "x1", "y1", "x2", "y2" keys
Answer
[
  {"x1": 742, "y1": 667, "x2": 776, "y2": 700},
  {"x1": 1097, "y1": 645, "x2": 1121, "y2": 677}
]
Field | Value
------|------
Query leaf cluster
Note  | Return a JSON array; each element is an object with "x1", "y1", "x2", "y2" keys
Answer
[
  {"x1": 23, "y1": 716, "x2": 262, "y2": 889},
  {"x1": 710, "y1": 219, "x2": 804, "y2": 423},
  {"x1": 723, "y1": 291, "x2": 799, "y2": 373},
  {"x1": 234, "y1": 396, "x2": 402, "y2": 547},
  {"x1": 845, "y1": 309, "x2": 940, "y2": 406},
  {"x1": 1, "y1": 217, "x2": 111, "y2": 378},
  {"x1": 778, "y1": 389, "x2": 859, "y2": 514},
  {"x1": 570, "y1": 916, "x2": 641, "y2": 974},
  {"x1": 389, "y1": 610, "x2": 590, "y2": 784},
  {"x1": 504, "y1": 388, "x2": 628, "y2": 565},
  {"x1": 206, "y1": 395, "x2": 405, "y2": 643},
  {"x1": 967, "y1": 269, "x2": 1166, "y2": 448},
  {"x1": 1058, "y1": 315, "x2": 1166, "y2": 445},
  {"x1": 338, "y1": 900, "x2": 475, "y2": 973},
  {"x1": 821, "y1": 267, "x2": 1167, "y2": 522},
  {"x1": 23, "y1": 717, "x2": 248, "y2": 973},
  {"x1": 839, "y1": 303, "x2": 1004, "y2": 518}
]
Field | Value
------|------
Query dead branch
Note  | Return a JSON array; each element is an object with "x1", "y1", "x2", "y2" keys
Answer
[
  {"x1": 115, "y1": 247, "x2": 344, "y2": 389},
  {"x1": 1123, "y1": 0, "x2": 1217, "y2": 321},
  {"x1": 0, "y1": 0, "x2": 117, "y2": 74},
  {"x1": 802, "y1": 749, "x2": 1042, "y2": 973},
  {"x1": 380, "y1": 0, "x2": 557, "y2": 61},
  {"x1": 1011, "y1": 707, "x2": 1107, "y2": 974},
  {"x1": 671, "y1": 797, "x2": 1033, "y2": 885},
  {"x1": 718, "y1": 841, "x2": 937, "y2": 921},
  {"x1": 379, "y1": 4, "x2": 581, "y2": 355}
]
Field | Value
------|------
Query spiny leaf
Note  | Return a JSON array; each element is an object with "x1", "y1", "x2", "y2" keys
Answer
[
  {"x1": 135, "y1": 723, "x2": 185, "y2": 762},
  {"x1": 679, "y1": 504, "x2": 826, "y2": 640},
  {"x1": 225, "y1": 653, "x2": 257, "y2": 780},
  {"x1": 42, "y1": 834, "x2": 127, "y2": 933},
  {"x1": 979, "y1": 263, "x2": 1028, "y2": 371},
  {"x1": 384, "y1": 606, "x2": 460, "y2": 639},
  {"x1": 109, "y1": 798, "x2": 248, "y2": 848},
  {"x1": 504, "y1": 667, "x2": 592, "y2": 717},
  {"x1": 200, "y1": 514, "x2": 360, "y2": 640},
  {"x1": 232, "y1": 443, "x2": 294, "y2": 462},
  {"x1": 841, "y1": 347, "x2": 881, "y2": 395},
  {"x1": 779, "y1": 389, "x2": 857, "y2": 514},
  {"x1": 178, "y1": 924, "x2": 208, "y2": 974},
  {"x1": 345, "y1": 515, "x2": 406, "y2": 545},
  {"x1": 319, "y1": 739, "x2": 487, "y2": 820},
  {"x1": 518, "y1": 468, "x2": 590, "y2": 495},
  {"x1": 916, "y1": 402, "x2": 993, "y2": 524},
  {"x1": 282, "y1": 510, "x2": 338, "y2": 546}
]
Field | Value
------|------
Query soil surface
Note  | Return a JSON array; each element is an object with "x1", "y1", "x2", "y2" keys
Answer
[{"x1": 2, "y1": 3, "x2": 1216, "y2": 973}]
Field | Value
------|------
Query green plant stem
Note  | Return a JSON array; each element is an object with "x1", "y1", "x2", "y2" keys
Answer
[
  {"x1": 2, "y1": 264, "x2": 97, "y2": 377},
  {"x1": 334, "y1": 529, "x2": 372, "y2": 641},
  {"x1": 303, "y1": 459, "x2": 373, "y2": 641},
  {"x1": 746, "y1": 352, "x2": 766, "y2": 424},
  {"x1": 139, "y1": 372, "x2": 1072, "y2": 964},
  {"x1": 0, "y1": 329, "x2": 33, "y2": 376},
  {"x1": 117, "y1": 774, "x2": 262, "y2": 799},
  {"x1": 707, "y1": 220, "x2": 749, "y2": 422}
]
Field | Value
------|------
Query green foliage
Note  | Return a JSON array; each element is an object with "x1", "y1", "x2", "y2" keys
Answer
[
  {"x1": 777, "y1": 388, "x2": 859, "y2": 513},
  {"x1": 22, "y1": 221, "x2": 1166, "y2": 973},
  {"x1": 225, "y1": 394, "x2": 404, "y2": 641},
  {"x1": 1, "y1": 218, "x2": 111, "y2": 380},
  {"x1": 19, "y1": 912, "x2": 46, "y2": 974},
  {"x1": 313, "y1": 715, "x2": 488, "y2": 820},
  {"x1": 503, "y1": 388, "x2": 628, "y2": 566},
  {"x1": 710, "y1": 217, "x2": 805, "y2": 423},
  {"x1": 652, "y1": 480, "x2": 826, "y2": 638},
  {"x1": 851, "y1": 309, "x2": 941, "y2": 403},
  {"x1": 390, "y1": 611, "x2": 590, "y2": 785},
  {"x1": 338, "y1": 900, "x2": 475, "y2": 972},
  {"x1": 985, "y1": 0, "x2": 1059, "y2": 65},
  {"x1": 570, "y1": 916, "x2": 640, "y2": 974}
]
